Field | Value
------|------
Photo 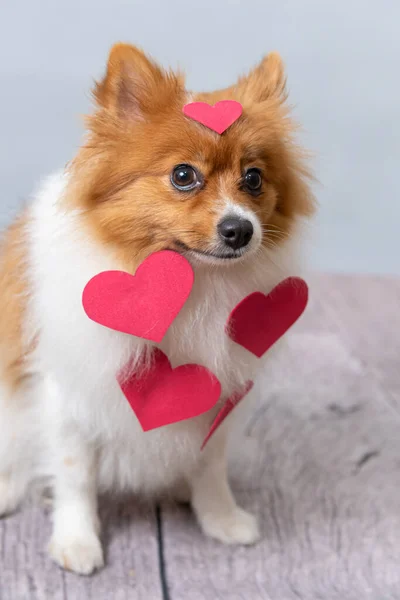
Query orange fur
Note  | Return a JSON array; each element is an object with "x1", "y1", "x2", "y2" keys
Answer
[
  {"x1": 0, "y1": 211, "x2": 33, "y2": 392},
  {"x1": 65, "y1": 43, "x2": 315, "y2": 270}
]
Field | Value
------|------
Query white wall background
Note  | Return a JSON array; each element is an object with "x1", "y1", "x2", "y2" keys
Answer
[{"x1": 1, "y1": 0, "x2": 399, "y2": 275}]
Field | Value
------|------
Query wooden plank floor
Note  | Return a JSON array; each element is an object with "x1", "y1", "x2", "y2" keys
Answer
[
  {"x1": 161, "y1": 274, "x2": 400, "y2": 599},
  {"x1": 1, "y1": 274, "x2": 400, "y2": 599},
  {"x1": 0, "y1": 500, "x2": 162, "y2": 600}
]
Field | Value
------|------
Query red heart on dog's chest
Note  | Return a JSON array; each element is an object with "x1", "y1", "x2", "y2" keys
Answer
[
  {"x1": 119, "y1": 349, "x2": 221, "y2": 431},
  {"x1": 227, "y1": 277, "x2": 308, "y2": 357},
  {"x1": 183, "y1": 101, "x2": 243, "y2": 134},
  {"x1": 82, "y1": 251, "x2": 194, "y2": 343}
]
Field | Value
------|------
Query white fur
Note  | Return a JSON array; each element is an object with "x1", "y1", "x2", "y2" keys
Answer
[{"x1": 0, "y1": 171, "x2": 304, "y2": 574}]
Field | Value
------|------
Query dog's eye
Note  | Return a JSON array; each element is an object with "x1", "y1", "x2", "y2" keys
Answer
[
  {"x1": 242, "y1": 168, "x2": 263, "y2": 194},
  {"x1": 171, "y1": 164, "x2": 200, "y2": 191}
]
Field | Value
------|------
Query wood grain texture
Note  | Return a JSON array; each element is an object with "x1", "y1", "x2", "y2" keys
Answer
[
  {"x1": 0, "y1": 498, "x2": 162, "y2": 600},
  {"x1": 0, "y1": 274, "x2": 399, "y2": 599},
  {"x1": 161, "y1": 274, "x2": 400, "y2": 599}
]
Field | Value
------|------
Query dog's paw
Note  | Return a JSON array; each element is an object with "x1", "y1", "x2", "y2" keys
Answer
[
  {"x1": 48, "y1": 531, "x2": 104, "y2": 575},
  {"x1": 199, "y1": 507, "x2": 260, "y2": 545}
]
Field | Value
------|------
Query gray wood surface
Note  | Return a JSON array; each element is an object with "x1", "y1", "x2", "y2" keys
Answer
[
  {"x1": 0, "y1": 500, "x2": 162, "y2": 600},
  {"x1": 161, "y1": 274, "x2": 400, "y2": 599},
  {"x1": 1, "y1": 274, "x2": 400, "y2": 599}
]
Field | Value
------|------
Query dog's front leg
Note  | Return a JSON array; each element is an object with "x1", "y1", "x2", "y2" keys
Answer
[
  {"x1": 45, "y1": 377, "x2": 103, "y2": 575},
  {"x1": 191, "y1": 428, "x2": 260, "y2": 545}
]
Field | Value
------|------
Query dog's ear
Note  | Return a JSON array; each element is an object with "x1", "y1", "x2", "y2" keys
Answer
[
  {"x1": 236, "y1": 52, "x2": 287, "y2": 104},
  {"x1": 94, "y1": 43, "x2": 184, "y2": 120}
]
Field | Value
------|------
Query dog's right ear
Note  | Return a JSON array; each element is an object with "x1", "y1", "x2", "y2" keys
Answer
[
  {"x1": 94, "y1": 43, "x2": 184, "y2": 121},
  {"x1": 235, "y1": 52, "x2": 287, "y2": 104}
]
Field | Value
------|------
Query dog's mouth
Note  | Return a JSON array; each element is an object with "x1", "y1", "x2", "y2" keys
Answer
[{"x1": 173, "y1": 240, "x2": 247, "y2": 263}]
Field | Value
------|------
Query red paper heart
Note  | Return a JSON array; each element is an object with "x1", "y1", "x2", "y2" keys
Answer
[
  {"x1": 227, "y1": 277, "x2": 308, "y2": 357},
  {"x1": 119, "y1": 349, "x2": 221, "y2": 431},
  {"x1": 183, "y1": 100, "x2": 243, "y2": 134},
  {"x1": 82, "y1": 251, "x2": 194, "y2": 343},
  {"x1": 201, "y1": 381, "x2": 254, "y2": 450}
]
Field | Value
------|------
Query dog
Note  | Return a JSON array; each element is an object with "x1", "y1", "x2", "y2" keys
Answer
[{"x1": 0, "y1": 43, "x2": 315, "y2": 574}]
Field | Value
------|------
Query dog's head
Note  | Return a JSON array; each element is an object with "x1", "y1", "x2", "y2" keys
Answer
[{"x1": 70, "y1": 44, "x2": 315, "y2": 268}]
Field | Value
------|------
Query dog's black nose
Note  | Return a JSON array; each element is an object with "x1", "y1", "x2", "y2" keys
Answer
[{"x1": 218, "y1": 217, "x2": 254, "y2": 250}]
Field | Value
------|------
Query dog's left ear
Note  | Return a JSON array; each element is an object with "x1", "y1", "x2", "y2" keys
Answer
[
  {"x1": 93, "y1": 43, "x2": 184, "y2": 120},
  {"x1": 236, "y1": 52, "x2": 287, "y2": 104}
]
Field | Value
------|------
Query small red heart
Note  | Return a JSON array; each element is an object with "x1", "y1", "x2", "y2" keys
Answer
[
  {"x1": 201, "y1": 381, "x2": 254, "y2": 450},
  {"x1": 227, "y1": 277, "x2": 308, "y2": 357},
  {"x1": 119, "y1": 349, "x2": 222, "y2": 431},
  {"x1": 82, "y1": 251, "x2": 194, "y2": 343},
  {"x1": 183, "y1": 100, "x2": 243, "y2": 134}
]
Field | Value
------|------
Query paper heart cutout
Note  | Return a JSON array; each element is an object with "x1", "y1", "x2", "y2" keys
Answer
[
  {"x1": 227, "y1": 277, "x2": 308, "y2": 358},
  {"x1": 183, "y1": 100, "x2": 243, "y2": 134},
  {"x1": 82, "y1": 250, "x2": 194, "y2": 343},
  {"x1": 201, "y1": 381, "x2": 254, "y2": 450},
  {"x1": 119, "y1": 349, "x2": 221, "y2": 431}
]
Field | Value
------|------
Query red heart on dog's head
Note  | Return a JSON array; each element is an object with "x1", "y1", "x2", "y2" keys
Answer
[
  {"x1": 183, "y1": 101, "x2": 243, "y2": 134},
  {"x1": 227, "y1": 277, "x2": 308, "y2": 357},
  {"x1": 82, "y1": 251, "x2": 193, "y2": 343},
  {"x1": 119, "y1": 349, "x2": 221, "y2": 431}
]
